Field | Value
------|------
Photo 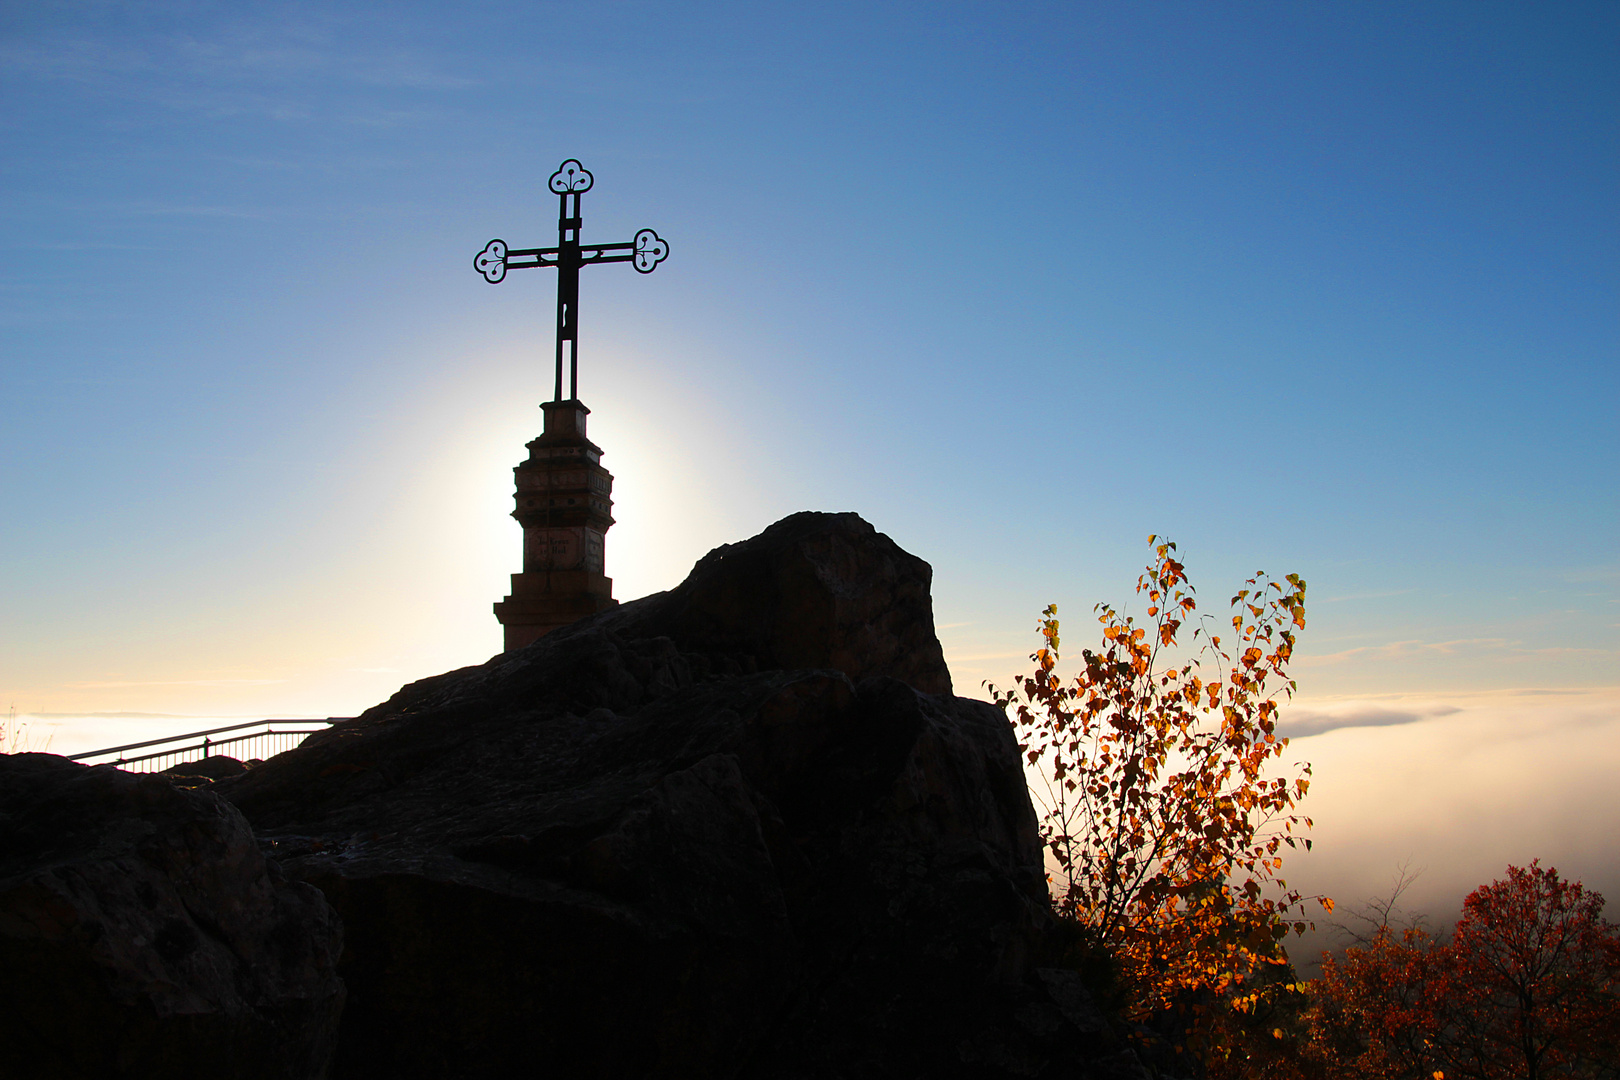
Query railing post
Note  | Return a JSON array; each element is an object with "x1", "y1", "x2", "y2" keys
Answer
[{"x1": 203, "y1": 736, "x2": 211, "y2": 759}]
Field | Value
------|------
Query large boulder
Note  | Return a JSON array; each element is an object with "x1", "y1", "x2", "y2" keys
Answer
[
  {"x1": 0, "y1": 753, "x2": 345, "y2": 1080},
  {"x1": 220, "y1": 511, "x2": 1136, "y2": 1077},
  {"x1": 605, "y1": 510, "x2": 954, "y2": 695}
]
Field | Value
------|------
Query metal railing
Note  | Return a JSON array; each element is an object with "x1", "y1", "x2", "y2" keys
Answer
[{"x1": 68, "y1": 718, "x2": 346, "y2": 773}]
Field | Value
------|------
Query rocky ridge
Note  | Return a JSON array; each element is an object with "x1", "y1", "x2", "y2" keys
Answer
[{"x1": 3, "y1": 512, "x2": 1159, "y2": 1079}]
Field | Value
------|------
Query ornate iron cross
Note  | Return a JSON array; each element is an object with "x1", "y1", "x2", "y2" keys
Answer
[{"x1": 474, "y1": 159, "x2": 669, "y2": 402}]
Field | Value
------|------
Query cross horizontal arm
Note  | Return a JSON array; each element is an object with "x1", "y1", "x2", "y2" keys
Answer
[
  {"x1": 501, "y1": 247, "x2": 560, "y2": 270},
  {"x1": 494, "y1": 240, "x2": 652, "y2": 271},
  {"x1": 475, "y1": 226, "x2": 666, "y2": 284},
  {"x1": 507, "y1": 242, "x2": 636, "y2": 262},
  {"x1": 579, "y1": 245, "x2": 639, "y2": 265}
]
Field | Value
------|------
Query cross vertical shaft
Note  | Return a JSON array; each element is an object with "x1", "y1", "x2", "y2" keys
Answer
[{"x1": 555, "y1": 187, "x2": 581, "y2": 401}]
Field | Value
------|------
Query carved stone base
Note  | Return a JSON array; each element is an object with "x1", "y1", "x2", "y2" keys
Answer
[{"x1": 494, "y1": 570, "x2": 618, "y2": 651}]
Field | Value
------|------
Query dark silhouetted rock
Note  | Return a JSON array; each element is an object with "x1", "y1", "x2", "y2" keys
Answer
[
  {"x1": 603, "y1": 510, "x2": 954, "y2": 696},
  {"x1": 0, "y1": 753, "x2": 345, "y2": 1080},
  {"x1": 162, "y1": 754, "x2": 249, "y2": 785},
  {"x1": 217, "y1": 512, "x2": 1145, "y2": 1077}
]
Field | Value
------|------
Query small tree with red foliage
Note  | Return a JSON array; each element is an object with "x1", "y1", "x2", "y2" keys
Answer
[
  {"x1": 1306, "y1": 863, "x2": 1620, "y2": 1080},
  {"x1": 1304, "y1": 925, "x2": 1445, "y2": 1079},
  {"x1": 1434, "y1": 861, "x2": 1620, "y2": 1080}
]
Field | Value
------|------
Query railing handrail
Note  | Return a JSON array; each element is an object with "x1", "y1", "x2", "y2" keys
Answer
[
  {"x1": 68, "y1": 718, "x2": 346, "y2": 761},
  {"x1": 95, "y1": 727, "x2": 333, "y2": 767}
]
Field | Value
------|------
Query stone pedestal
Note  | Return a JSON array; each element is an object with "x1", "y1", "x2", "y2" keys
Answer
[{"x1": 494, "y1": 400, "x2": 617, "y2": 651}]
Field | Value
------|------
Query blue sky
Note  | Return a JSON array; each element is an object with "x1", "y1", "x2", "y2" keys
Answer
[{"x1": 3, "y1": 2, "x2": 1617, "y2": 929}]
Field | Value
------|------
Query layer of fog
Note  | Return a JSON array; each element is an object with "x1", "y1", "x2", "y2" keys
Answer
[{"x1": 1280, "y1": 687, "x2": 1620, "y2": 975}]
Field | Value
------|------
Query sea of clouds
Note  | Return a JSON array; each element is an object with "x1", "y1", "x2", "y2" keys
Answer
[{"x1": 1278, "y1": 686, "x2": 1620, "y2": 973}]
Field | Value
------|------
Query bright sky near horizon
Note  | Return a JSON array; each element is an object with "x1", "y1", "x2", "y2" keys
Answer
[{"x1": 3, "y1": 2, "x2": 1616, "y2": 944}]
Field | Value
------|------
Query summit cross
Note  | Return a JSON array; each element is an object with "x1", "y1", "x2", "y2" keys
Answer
[{"x1": 474, "y1": 159, "x2": 669, "y2": 402}]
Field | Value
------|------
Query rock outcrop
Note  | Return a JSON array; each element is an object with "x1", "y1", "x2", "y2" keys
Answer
[
  {"x1": 0, "y1": 753, "x2": 345, "y2": 1080},
  {"x1": 219, "y1": 512, "x2": 1138, "y2": 1078},
  {"x1": 162, "y1": 754, "x2": 250, "y2": 786},
  {"x1": 600, "y1": 508, "x2": 954, "y2": 696},
  {"x1": 5, "y1": 512, "x2": 1153, "y2": 1079}
]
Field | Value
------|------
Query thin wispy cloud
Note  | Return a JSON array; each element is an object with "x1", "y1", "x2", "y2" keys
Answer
[
  {"x1": 1299, "y1": 637, "x2": 1618, "y2": 668},
  {"x1": 9, "y1": 241, "x2": 162, "y2": 253},
  {"x1": 1560, "y1": 565, "x2": 1620, "y2": 586},
  {"x1": 130, "y1": 204, "x2": 273, "y2": 219},
  {"x1": 1, "y1": 19, "x2": 478, "y2": 127},
  {"x1": 25, "y1": 710, "x2": 197, "y2": 720},
  {"x1": 1280, "y1": 703, "x2": 1462, "y2": 739},
  {"x1": 66, "y1": 679, "x2": 286, "y2": 688},
  {"x1": 1319, "y1": 589, "x2": 1416, "y2": 604},
  {"x1": 1299, "y1": 638, "x2": 1507, "y2": 665}
]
